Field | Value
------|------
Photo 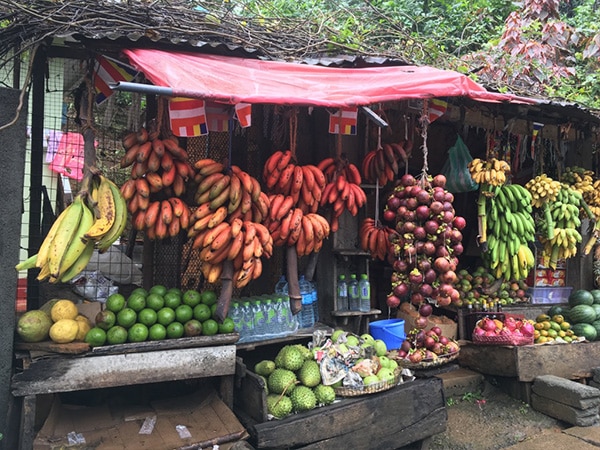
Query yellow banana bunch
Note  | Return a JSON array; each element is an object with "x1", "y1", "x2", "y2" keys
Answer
[
  {"x1": 468, "y1": 158, "x2": 511, "y2": 187},
  {"x1": 15, "y1": 174, "x2": 128, "y2": 283},
  {"x1": 524, "y1": 174, "x2": 561, "y2": 208},
  {"x1": 561, "y1": 166, "x2": 600, "y2": 220}
]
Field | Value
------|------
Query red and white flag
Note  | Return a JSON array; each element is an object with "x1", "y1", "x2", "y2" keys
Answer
[
  {"x1": 328, "y1": 107, "x2": 358, "y2": 135},
  {"x1": 93, "y1": 55, "x2": 138, "y2": 105},
  {"x1": 427, "y1": 98, "x2": 448, "y2": 123},
  {"x1": 169, "y1": 97, "x2": 208, "y2": 137},
  {"x1": 235, "y1": 103, "x2": 252, "y2": 128},
  {"x1": 206, "y1": 102, "x2": 232, "y2": 132}
]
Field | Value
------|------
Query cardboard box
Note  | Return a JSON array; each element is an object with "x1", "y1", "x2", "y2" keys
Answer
[
  {"x1": 34, "y1": 387, "x2": 248, "y2": 450},
  {"x1": 396, "y1": 310, "x2": 458, "y2": 340}
]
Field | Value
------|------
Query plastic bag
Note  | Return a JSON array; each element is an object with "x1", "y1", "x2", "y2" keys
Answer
[
  {"x1": 441, "y1": 136, "x2": 478, "y2": 193},
  {"x1": 49, "y1": 132, "x2": 85, "y2": 181}
]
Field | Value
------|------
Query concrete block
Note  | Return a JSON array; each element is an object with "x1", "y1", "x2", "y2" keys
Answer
[
  {"x1": 590, "y1": 379, "x2": 600, "y2": 390},
  {"x1": 592, "y1": 366, "x2": 600, "y2": 383},
  {"x1": 531, "y1": 393, "x2": 600, "y2": 427},
  {"x1": 435, "y1": 368, "x2": 484, "y2": 398},
  {"x1": 532, "y1": 375, "x2": 600, "y2": 409}
]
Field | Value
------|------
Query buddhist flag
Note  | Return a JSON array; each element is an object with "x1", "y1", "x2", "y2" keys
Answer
[
  {"x1": 531, "y1": 122, "x2": 544, "y2": 158},
  {"x1": 93, "y1": 55, "x2": 138, "y2": 105},
  {"x1": 235, "y1": 103, "x2": 252, "y2": 128},
  {"x1": 206, "y1": 102, "x2": 232, "y2": 132},
  {"x1": 328, "y1": 107, "x2": 358, "y2": 135},
  {"x1": 427, "y1": 98, "x2": 448, "y2": 123},
  {"x1": 169, "y1": 97, "x2": 208, "y2": 137}
]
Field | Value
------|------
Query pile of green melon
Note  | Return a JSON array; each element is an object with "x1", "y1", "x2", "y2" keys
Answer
[{"x1": 548, "y1": 289, "x2": 600, "y2": 341}]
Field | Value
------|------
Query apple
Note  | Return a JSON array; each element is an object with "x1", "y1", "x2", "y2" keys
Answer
[
  {"x1": 377, "y1": 367, "x2": 396, "y2": 383},
  {"x1": 360, "y1": 333, "x2": 375, "y2": 345},
  {"x1": 346, "y1": 335, "x2": 360, "y2": 347},
  {"x1": 374, "y1": 339, "x2": 387, "y2": 357},
  {"x1": 337, "y1": 343, "x2": 349, "y2": 354},
  {"x1": 378, "y1": 355, "x2": 391, "y2": 369},
  {"x1": 331, "y1": 329, "x2": 346, "y2": 342},
  {"x1": 388, "y1": 359, "x2": 399, "y2": 370},
  {"x1": 363, "y1": 375, "x2": 380, "y2": 386}
]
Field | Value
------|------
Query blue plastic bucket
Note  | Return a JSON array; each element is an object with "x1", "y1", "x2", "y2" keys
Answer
[{"x1": 369, "y1": 319, "x2": 406, "y2": 350}]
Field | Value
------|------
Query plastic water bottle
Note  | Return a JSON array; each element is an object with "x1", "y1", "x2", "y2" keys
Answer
[
  {"x1": 359, "y1": 273, "x2": 371, "y2": 312},
  {"x1": 263, "y1": 298, "x2": 277, "y2": 338},
  {"x1": 299, "y1": 275, "x2": 314, "y2": 328},
  {"x1": 228, "y1": 301, "x2": 243, "y2": 338},
  {"x1": 307, "y1": 278, "x2": 318, "y2": 324},
  {"x1": 275, "y1": 275, "x2": 288, "y2": 295},
  {"x1": 348, "y1": 274, "x2": 360, "y2": 311},
  {"x1": 240, "y1": 301, "x2": 254, "y2": 342},
  {"x1": 251, "y1": 298, "x2": 266, "y2": 339},
  {"x1": 279, "y1": 295, "x2": 298, "y2": 334},
  {"x1": 336, "y1": 275, "x2": 348, "y2": 311}
]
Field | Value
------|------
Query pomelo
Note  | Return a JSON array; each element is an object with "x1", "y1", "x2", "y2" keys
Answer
[{"x1": 17, "y1": 310, "x2": 52, "y2": 342}]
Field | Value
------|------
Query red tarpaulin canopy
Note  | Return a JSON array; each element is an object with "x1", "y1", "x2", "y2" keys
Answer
[{"x1": 123, "y1": 48, "x2": 538, "y2": 107}]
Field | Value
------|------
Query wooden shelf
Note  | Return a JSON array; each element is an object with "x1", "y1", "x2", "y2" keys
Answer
[
  {"x1": 235, "y1": 323, "x2": 333, "y2": 351},
  {"x1": 331, "y1": 309, "x2": 382, "y2": 317},
  {"x1": 333, "y1": 249, "x2": 371, "y2": 257}
]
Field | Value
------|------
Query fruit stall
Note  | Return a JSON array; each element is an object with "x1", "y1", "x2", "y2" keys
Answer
[{"x1": 4, "y1": 4, "x2": 600, "y2": 450}]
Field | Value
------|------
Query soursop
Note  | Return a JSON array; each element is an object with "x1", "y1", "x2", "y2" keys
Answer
[
  {"x1": 267, "y1": 368, "x2": 297, "y2": 395},
  {"x1": 290, "y1": 385, "x2": 317, "y2": 412},
  {"x1": 313, "y1": 384, "x2": 336, "y2": 406},
  {"x1": 267, "y1": 394, "x2": 293, "y2": 419},
  {"x1": 298, "y1": 360, "x2": 321, "y2": 387},
  {"x1": 254, "y1": 359, "x2": 276, "y2": 377},
  {"x1": 276, "y1": 345, "x2": 304, "y2": 371},
  {"x1": 293, "y1": 344, "x2": 312, "y2": 361}
]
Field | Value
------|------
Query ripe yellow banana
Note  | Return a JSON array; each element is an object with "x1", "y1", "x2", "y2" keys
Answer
[
  {"x1": 85, "y1": 176, "x2": 116, "y2": 240},
  {"x1": 97, "y1": 178, "x2": 128, "y2": 253},
  {"x1": 47, "y1": 197, "x2": 84, "y2": 278}
]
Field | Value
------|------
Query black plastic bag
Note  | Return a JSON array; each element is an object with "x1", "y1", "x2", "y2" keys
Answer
[{"x1": 441, "y1": 135, "x2": 479, "y2": 193}]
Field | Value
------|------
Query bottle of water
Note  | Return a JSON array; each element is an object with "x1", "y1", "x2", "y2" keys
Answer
[
  {"x1": 251, "y1": 298, "x2": 266, "y2": 340},
  {"x1": 299, "y1": 275, "x2": 314, "y2": 328},
  {"x1": 359, "y1": 273, "x2": 371, "y2": 312},
  {"x1": 228, "y1": 301, "x2": 244, "y2": 339},
  {"x1": 279, "y1": 295, "x2": 298, "y2": 334},
  {"x1": 348, "y1": 274, "x2": 360, "y2": 311},
  {"x1": 263, "y1": 298, "x2": 277, "y2": 338},
  {"x1": 240, "y1": 300, "x2": 254, "y2": 342},
  {"x1": 309, "y1": 278, "x2": 319, "y2": 324},
  {"x1": 336, "y1": 275, "x2": 348, "y2": 311},
  {"x1": 275, "y1": 275, "x2": 288, "y2": 295}
]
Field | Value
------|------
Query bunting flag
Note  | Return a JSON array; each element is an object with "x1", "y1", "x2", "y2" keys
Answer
[
  {"x1": 206, "y1": 102, "x2": 232, "y2": 132},
  {"x1": 427, "y1": 98, "x2": 448, "y2": 123},
  {"x1": 531, "y1": 122, "x2": 544, "y2": 158},
  {"x1": 93, "y1": 55, "x2": 138, "y2": 105},
  {"x1": 235, "y1": 103, "x2": 252, "y2": 128},
  {"x1": 328, "y1": 107, "x2": 358, "y2": 135},
  {"x1": 169, "y1": 97, "x2": 208, "y2": 137}
]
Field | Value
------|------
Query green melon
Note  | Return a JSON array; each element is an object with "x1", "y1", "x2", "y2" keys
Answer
[
  {"x1": 568, "y1": 304, "x2": 597, "y2": 324},
  {"x1": 590, "y1": 289, "x2": 600, "y2": 305},
  {"x1": 572, "y1": 323, "x2": 597, "y2": 341},
  {"x1": 568, "y1": 289, "x2": 594, "y2": 307},
  {"x1": 547, "y1": 304, "x2": 569, "y2": 318},
  {"x1": 591, "y1": 304, "x2": 600, "y2": 319},
  {"x1": 591, "y1": 320, "x2": 600, "y2": 341}
]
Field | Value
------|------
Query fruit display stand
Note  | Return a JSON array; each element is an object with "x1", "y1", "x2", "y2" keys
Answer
[
  {"x1": 11, "y1": 335, "x2": 239, "y2": 450},
  {"x1": 458, "y1": 341, "x2": 600, "y2": 402},
  {"x1": 234, "y1": 359, "x2": 447, "y2": 450}
]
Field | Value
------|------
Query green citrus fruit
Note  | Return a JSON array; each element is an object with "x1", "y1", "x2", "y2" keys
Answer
[
  {"x1": 149, "y1": 323, "x2": 167, "y2": 341},
  {"x1": 182, "y1": 290, "x2": 202, "y2": 308},
  {"x1": 156, "y1": 307, "x2": 176, "y2": 326},
  {"x1": 167, "y1": 287, "x2": 183, "y2": 297},
  {"x1": 211, "y1": 303, "x2": 218, "y2": 319},
  {"x1": 184, "y1": 319, "x2": 203, "y2": 337},
  {"x1": 146, "y1": 293, "x2": 165, "y2": 311},
  {"x1": 137, "y1": 308, "x2": 158, "y2": 327},
  {"x1": 126, "y1": 293, "x2": 146, "y2": 312},
  {"x1": 84, "y1": 327, "x2": 107, "y2": 347},
  {"x1": 105, "y1": 293, "x2": 126, "y2": 313},
  {"x1": 175, "y1": 304, "x2": 194, "y2": 323},
  {"x1": 149, "y1": 284, "x2": 168, "y2": 297},
  {"x1": 117, "y1": 308, "x2": 137, "y2": 329},
  {"x1": 166, "y1": 321, "x2": 184, "y2": 339},
  {"x1": 202, "y1": 319, "x2": 219, "y2": 336},
  {"x1": 218, "y1": 317, "x2": 235, "y2": 334},
  {"x1": 128, "y1": 323, "x2": 149, "y2": 343},
  {"x1": 200, "y1": 290, "x2": 218, "y2": 306},
  {"x1": 95, "y1": 310, "x2": 116, "y2": 331},
  {"x1": 130, "y1": 287, "x2": 148, "y2": 297},
  {"x1": 106, "y1": 325, "x2": 128, "y2": 345},
  {"x1": 193, "y1": 303, "x2": 212, "y2": 322},
  {"x1": 164, "y1": 291, "x2": 182, "y2": 309}
]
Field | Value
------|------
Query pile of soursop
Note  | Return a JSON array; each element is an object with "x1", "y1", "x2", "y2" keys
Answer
[{"x1": 255, "y1": 344, "x2": 336, "y2": 419}]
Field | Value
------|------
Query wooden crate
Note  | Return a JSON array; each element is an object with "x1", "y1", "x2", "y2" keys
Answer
[{"x1": 234, "y1": 361, "x2": 447, "y2": 449}]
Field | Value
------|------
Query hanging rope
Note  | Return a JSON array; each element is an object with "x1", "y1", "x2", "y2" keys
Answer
[
  {"x1": 419, "y1": 101, "x2": 430, "y2": 181},
  {"x1": 289, "y1": 107, "x2": 298, "y2": 159}
]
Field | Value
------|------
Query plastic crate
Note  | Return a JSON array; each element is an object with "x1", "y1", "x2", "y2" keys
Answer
[{"x1": 527, "y1": 287, "x2": 572, "y2": 304}]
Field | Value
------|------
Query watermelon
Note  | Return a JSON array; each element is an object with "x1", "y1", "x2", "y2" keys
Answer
[
  {"x1": 568, "y1": 289, "x2": 594, "y2": 307},
  {"x1": 568, "y1": 304, "x2": 597, "y2": 324},
  {"x1": 592, "y1": 304, "x2": 600, "y2": 319},
  {"x1": 572, "y1": 323, "x2": 597, "y2": 341},
  {"x1": 590, "y1": 289, "x2": 600, "y2": 305},
  {"x1": 547, "y1": 305, "x2": 569, "y2": 318},
  {"x1": 591, "y1": 320, "x2": 600, "y2": 341}
]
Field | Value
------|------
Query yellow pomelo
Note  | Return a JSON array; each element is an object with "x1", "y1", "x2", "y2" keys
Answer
[
  {"x1": 50, "y1": 300, "x2": 79, "y2": 322},
  {"x1": 75, "y1": 314, "x2": 92, "y2": 326},
  {"x1": 75, "y1": 319, "x2": 91, "y2": 341},
  {"x1": 49, "y1": 319, "x2": 79, "y2": 343}
]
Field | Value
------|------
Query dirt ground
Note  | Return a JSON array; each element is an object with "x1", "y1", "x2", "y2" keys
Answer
[{"x1": 402, "y1": 379, "x2": 568, "y2": 450}]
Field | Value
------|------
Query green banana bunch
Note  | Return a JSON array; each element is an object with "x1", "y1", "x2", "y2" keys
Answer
[
  {"x1": 485, "y1": 184, "x2": 536, "y2": 281},
  {"x1": 15, "y1": 174, "x2": 128, "y2": 283}
]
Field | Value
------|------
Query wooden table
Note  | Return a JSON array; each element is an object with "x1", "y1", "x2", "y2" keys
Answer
[{"x1": 12, "y1": 337, "x2": 238, "y2": 450}]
